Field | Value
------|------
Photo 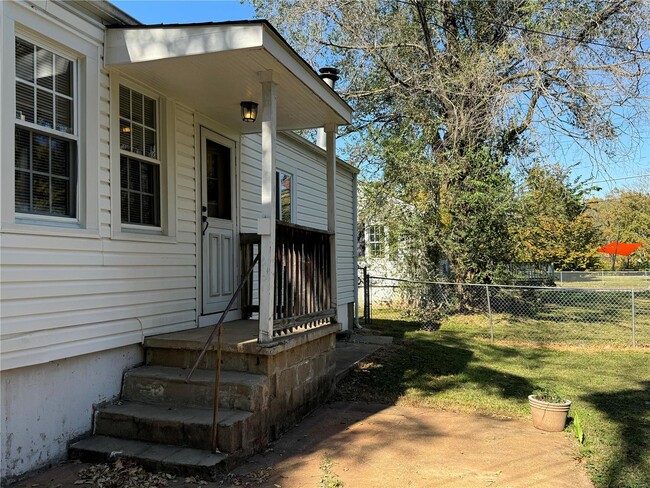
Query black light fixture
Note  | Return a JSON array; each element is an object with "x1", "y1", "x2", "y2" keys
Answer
[{"x1": 240, "y1": 101, "x2": 258, "y2": 123}]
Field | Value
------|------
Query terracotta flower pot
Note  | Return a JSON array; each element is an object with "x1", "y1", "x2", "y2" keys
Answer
[{"x1": 528, "y1": 395, "x2": 571, "y2": 432}]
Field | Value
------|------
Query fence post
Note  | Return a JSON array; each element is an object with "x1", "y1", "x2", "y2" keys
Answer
[
  {"x1": 631, "y1": 289, "x2": 636, "y2": 348},
  {"x1": 485, "y1": 284, "x2": 494, "y2": 342},
  {"x1": 363, "y1": 267, "x2": 371, "y2": 324}
]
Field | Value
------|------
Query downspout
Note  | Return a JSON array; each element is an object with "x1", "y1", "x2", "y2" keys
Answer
[{"x1": 316, "y1": 67, "x2": 340, "y2": 149}]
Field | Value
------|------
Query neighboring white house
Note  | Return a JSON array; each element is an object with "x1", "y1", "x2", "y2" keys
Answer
[
  {"x1": 358, "y1": 183, "x2": 415, "y2": 279},
  {"x1": 0, "y1": 1, "x2": 357, "y2": 481}
]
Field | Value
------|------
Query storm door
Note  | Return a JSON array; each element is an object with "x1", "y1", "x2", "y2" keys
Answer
[{"x1": 201, "y1": 128, "x2": 236, "y2": 319}]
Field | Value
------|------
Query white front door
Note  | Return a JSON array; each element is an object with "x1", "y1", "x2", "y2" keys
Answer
[{"x1": 201, "y1": 128, "x2": 236, "y2": 319}]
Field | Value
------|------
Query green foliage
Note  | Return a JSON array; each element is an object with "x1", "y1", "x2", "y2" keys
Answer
[
  {"x1": 589, "y1": 189, "x2": 650, "y2": 270},
  {"x1": 512, "y1": 164, "x2": 601, "y2": 270},
  {"x1": 320, "y1": 457, "x2": 345, "y2": 488},
  {"x1": 531, "y1": 386, "x2": 567, "y2": 404},
  {"x1": 437, "y1": 148, "x2": 515, "y2": 282},
  {"x1": 252, "y1": 0, "x2": 649, "y2": 279},
  {"x1": 572, "y1": 413, "x2": 586, "y2": 445}
]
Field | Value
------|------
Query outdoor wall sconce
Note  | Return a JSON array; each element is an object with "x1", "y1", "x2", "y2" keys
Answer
[{"x1": 240, "y1": 101, "x2": 258, "y2": 123}]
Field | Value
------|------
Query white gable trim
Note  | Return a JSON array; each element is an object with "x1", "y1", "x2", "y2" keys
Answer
[{"x1": 105, "y1": 23, "x2": 352, "y2": 128}]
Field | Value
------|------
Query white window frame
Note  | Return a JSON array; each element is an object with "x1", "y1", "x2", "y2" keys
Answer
[
  {"x1": 276, "y1": 169, "x2": 295, "y2": 223},
  {"x1": 109, "y1": 73, "x2": 176, "y2": 241},
  {"x1": 14, "y1": 35, "x2": 79, "y2": 222},
  {"x1": 118, "y1": 83, "x2": 162, "y2": 230},
  {"x1": 366, "y1": 223, "x2": 387, "y2": 258},
  {"x1": 1, "y1": 6, "x2": 100, "y2": 237}
]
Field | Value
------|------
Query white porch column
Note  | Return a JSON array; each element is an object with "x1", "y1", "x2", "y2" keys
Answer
[
  {"x1": 325, "y1": 123, "x2": 338, "y2": 320},
  {"x1": 258, "y1": 71, "x2": 277, "y2": 343}
]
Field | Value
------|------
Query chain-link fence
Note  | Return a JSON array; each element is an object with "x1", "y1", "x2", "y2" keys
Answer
[
  {"x1": 362, "y1": 275, "x2": 650, "y2": 347},
  {"x1": 554, "y1": 270, "x2": 649, "y2": 289}
]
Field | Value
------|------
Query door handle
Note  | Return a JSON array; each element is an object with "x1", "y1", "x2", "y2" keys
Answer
[{"x1": 202, "y1": 206, "x2": 208, "y2": 235}]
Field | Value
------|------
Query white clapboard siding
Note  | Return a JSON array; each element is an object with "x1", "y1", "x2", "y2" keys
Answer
[
  {"x1": 240, "y1": 133, "x2": 328, "y2": 232},
  {"x1": 336, "y1": 166, "x2": 356, "y2": 304},
  {"x1": 240, "y1": 134, "x2": 263, "y2": 233},
  {"x1": 0, "y1": 99, "x2": 199, "y2": 371},
  {"x1": 240, "y1": 132, "x2": 357, "y2": 307},
  {"x1": 1, "y1": 299, "x2": 197, "y2": 336},
  {"x1": 99, "y1": 69, "x2": 112, "y2": 238}
]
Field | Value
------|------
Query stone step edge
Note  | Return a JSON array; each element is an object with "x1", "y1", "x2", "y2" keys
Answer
[
  {"x1": 69, "y1": 435, "x2": 233, "y2": 481},
  {"x1": 124, "y1": 365, "x2": 268, "y2": 387},
  {"x1": 96, "y1": 401, "x2": 253, "y2": 427}
]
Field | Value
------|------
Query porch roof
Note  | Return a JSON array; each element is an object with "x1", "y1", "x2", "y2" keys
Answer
[{"x1": 105, "y1": 21, "x2": 352, "y2": 133}]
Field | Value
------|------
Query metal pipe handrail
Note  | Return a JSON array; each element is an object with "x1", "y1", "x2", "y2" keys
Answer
[
  {"x1": 185, "y1": 252, "x2": 260, "y2": 453},
  {"x1": 185, "y1": 253, "x2": 260, "y2": 383}
]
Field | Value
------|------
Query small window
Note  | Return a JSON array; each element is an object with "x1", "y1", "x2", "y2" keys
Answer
[
  {"x1": 205, "y1": 139, "x2": 231, "y2": 220},
  {"x1": 119, "y1": 85, "x2": 160, "y2": 227},
  {"x1": 15, "y1": 37, "x2": 77, "y2": 218},
  {"x1": 276, "y1": 171, "x2": 293, "y2": 223},
  {"x1": 367, "y1": 224, "x2": 386, "y2": 258}
]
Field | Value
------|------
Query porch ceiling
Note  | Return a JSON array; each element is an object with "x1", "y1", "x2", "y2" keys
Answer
[{"x1": 105, "y1": 22, "x2": 352, "y2": 133}]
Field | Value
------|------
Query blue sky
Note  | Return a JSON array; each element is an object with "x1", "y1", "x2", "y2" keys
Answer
[
  {"x1": 112, "y1": 1, "x2": 649, "y2": 196},
  {"x1": 112, "y1": 1, "x2": 254, "y2": 24}
]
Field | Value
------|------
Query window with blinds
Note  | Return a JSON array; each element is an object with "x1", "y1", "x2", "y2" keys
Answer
[
  {"x1": 119, "y1": 85, "x2": 161, "y2": 227},
  {"x1": 15, "y1": 37, "x2": 76, "y2": 218}
]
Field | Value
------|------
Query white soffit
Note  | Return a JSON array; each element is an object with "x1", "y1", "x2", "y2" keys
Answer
[{"x1": 105, "y1": 23, "x2": 352, "y2": 133}]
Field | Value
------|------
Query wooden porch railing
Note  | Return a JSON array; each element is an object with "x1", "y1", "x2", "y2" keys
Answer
[{"x1": 241, "y1": 221, "x2": 336, "y2": 337}]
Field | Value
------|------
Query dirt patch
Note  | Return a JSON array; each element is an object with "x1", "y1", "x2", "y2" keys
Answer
[
  {"x1": 224, "y1": 401, "x2": 592, "y2": 488},
  {"x1": 10, "y1": 402, "x2": 593, "y2": 488}
]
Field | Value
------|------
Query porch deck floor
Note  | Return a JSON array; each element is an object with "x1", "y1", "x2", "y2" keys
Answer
[
  {"x1": 144, "y1": 320, "x2": 340, "y2": 355},
  {"x1": 156, "y1": 320, "x2": 259, "y2": 346}
]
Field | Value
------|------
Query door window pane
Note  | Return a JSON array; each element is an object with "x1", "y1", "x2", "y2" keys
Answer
[{"x1": 205, "y1": 139, "x2": 231, "y2": 220}]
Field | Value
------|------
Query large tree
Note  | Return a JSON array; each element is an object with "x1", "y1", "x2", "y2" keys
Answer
[
  {"x1": 252, "y1": 0, "x2": 649, "y2": 281},
  {"x1": 512, "y1": 164, "x2": 600, "y2": 270},
  {"x1": 589, "y1": 188, "x2": 650, "y2": 269}
]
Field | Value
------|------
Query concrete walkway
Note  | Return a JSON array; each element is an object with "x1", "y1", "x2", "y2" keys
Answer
[
  {"x1": 8, "y1": 335, "x2": 593, "y2": 487},
  {"x1": 335, "y1": 333, "x2": 392, "y2": 382}
]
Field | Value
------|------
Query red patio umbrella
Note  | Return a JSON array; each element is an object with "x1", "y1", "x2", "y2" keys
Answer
[
  {"x1": 598, "y1": 241, "x2": 643, "y2": 270},
  {"x1": 597, "y1": 241, "x2": 643, "y2": 256}
]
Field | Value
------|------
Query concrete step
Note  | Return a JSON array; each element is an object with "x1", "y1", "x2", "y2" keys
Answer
[
  {"x1": 146, "y1": 347, "x2": 270, "y2": 375},
  {"x1": 69, "y1": 435, "x2": 232, "y2": 480},
  {"x1": 94, "y1": 401, "x2": 261, "y2": 454},
  {"x1": 122, "y1": 365, "x2": 269, "y2": 412}
]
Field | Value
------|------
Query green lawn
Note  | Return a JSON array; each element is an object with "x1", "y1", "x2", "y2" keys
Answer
[
  {"x1": 555, "y1": 273, "x2": 649, "y2": 290},
  {"x1": 337, "y1": 317, "x2": 650, "y2": 488},
  {"x1": 369, "y1": 286, "x2": 650, "y2": 347}
]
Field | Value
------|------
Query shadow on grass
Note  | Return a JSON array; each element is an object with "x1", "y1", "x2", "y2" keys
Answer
[
  {"x1": 338, "y1": 319, "x2": 536, "y2": 407},
  {"x1": 584, "y1": 381, "x2": 650, "y2": 487},
  {"x1": 363, "y1": 316, "x2": 423, "y2": 339}
]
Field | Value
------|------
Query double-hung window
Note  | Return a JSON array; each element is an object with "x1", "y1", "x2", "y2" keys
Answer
[
  {"x1": 15, "y1": 37, "x2": 77, "y2": 219},
  {"x1": 119, "y1": 85, "x2": 161, "y2": 228},
  {"x1": 367, "y1": 224, "x2": 386, "y2": 258},
  {"x1": 276, "y1": 170, "x2": 293, "y2": 223}
]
